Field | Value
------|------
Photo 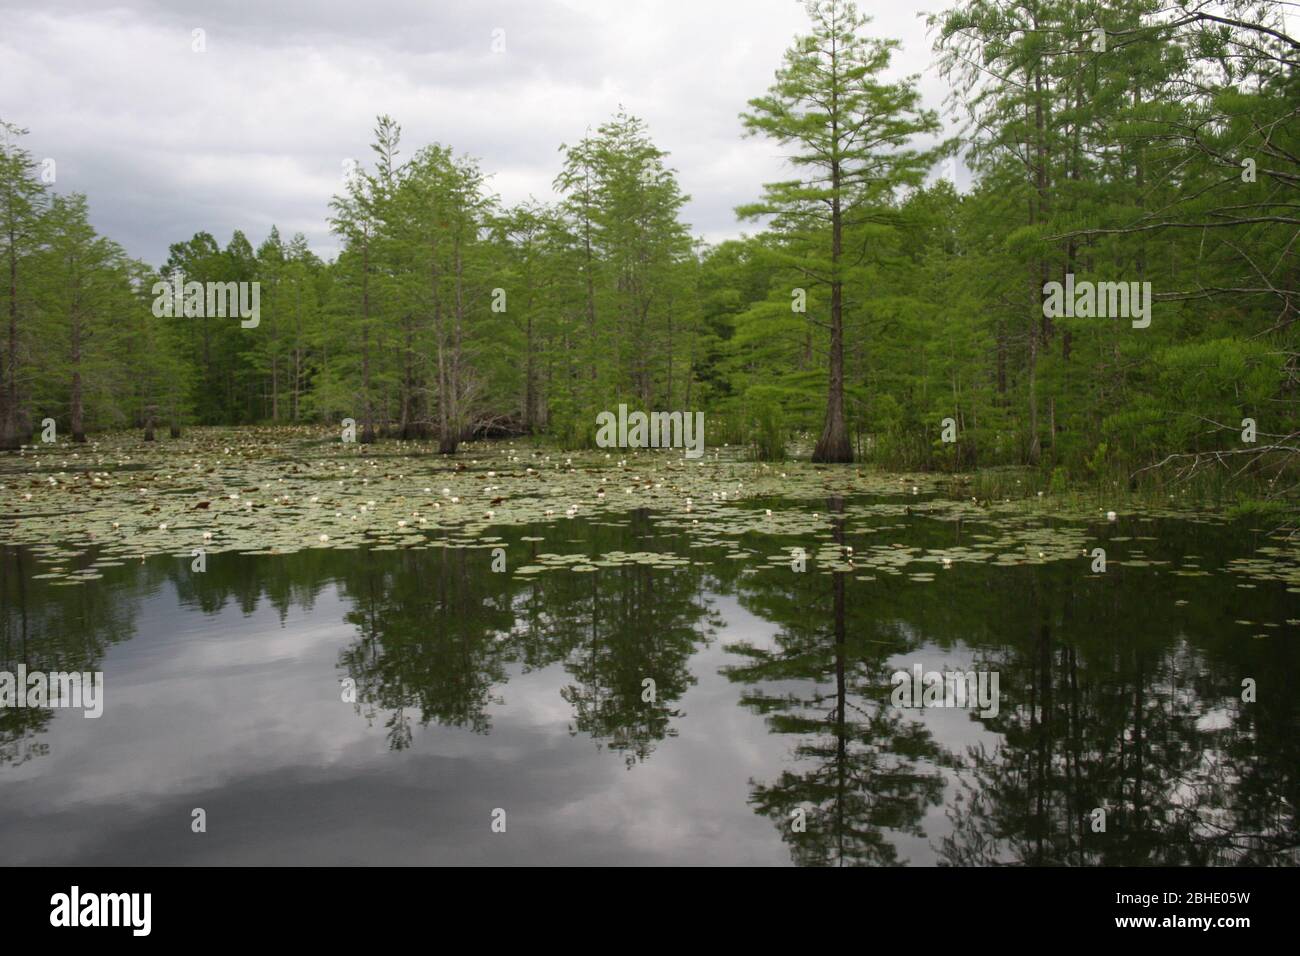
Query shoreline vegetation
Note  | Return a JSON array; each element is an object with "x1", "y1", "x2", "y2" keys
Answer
[{"x1": 1, "y1": 1, "x2": 1296, "y2": 527}]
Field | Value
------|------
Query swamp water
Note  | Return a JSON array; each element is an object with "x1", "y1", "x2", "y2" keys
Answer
[{"x1": 1, "y1": 432, "x2": 1297, "y2": 865}]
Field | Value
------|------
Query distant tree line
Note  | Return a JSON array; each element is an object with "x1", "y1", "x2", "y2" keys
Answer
[{"x1": 1, "y1": 0, "x2": 1294, "y2": 495}]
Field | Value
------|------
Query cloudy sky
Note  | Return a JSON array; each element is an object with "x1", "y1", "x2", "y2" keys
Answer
[{"x1": 1, "y1": 0, "x2": 960, "y2": 267}]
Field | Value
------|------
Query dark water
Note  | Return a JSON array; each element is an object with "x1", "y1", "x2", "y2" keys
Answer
[{"x1": 2, "y1": 503, "x2": 1298, "y2": 865}]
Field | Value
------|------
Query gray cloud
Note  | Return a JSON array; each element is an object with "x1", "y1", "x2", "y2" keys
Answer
[{"x1": 0, "y1": 0, "x2": 955, "y2": 266}]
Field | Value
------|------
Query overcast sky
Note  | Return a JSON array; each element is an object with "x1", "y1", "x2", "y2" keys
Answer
[{"x1": 1, "y1": 0, "x2": 960, "y2": 267}]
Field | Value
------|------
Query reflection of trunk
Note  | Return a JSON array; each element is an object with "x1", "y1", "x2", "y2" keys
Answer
[
  {"x1": 1067, "y1": 644, "x2": 1083, "y2": 865},
  {"x1": 1132, "y1": 652, "x2": 1144, "y2": 838},
  {"x1": 1034, "y1": 621, "x2": 1051, "y2": 864},
  {"x1": 831, "y1": 494, "x2": 848, "y2": 865}
]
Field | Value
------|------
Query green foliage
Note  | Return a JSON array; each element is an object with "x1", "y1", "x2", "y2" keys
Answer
[{"x1": 0, "y1": 0, "x2": 1294, "y2": 515}]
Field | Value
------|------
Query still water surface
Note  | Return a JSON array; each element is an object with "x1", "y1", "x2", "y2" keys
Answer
[{"x1": 2, "y1": 501, "x2": 1297, "y2": 865}]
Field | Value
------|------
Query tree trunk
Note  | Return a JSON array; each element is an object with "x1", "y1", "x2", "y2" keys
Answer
[
  {"x1": 360, "y1": 236, "x2": 375, "y2": 444},
  {"x1": 70, "y1": 309, "x2": 85, "y2": 442},
  {"x1": 70, "y1": 371, "x2": 85, "y2": 442},
  {"x1": 439, "y1": 234, "x2": 464, "y2": 454},
  {"x1": 1, "y1": 223, "x2": 20, "y2": 449},
  {"x1": 813, "y1": 90, "x2": 852, "y2": 464}
]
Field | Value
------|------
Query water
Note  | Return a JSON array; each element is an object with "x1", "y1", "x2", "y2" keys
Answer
[{"x1": 2, "y1": 503, "x2": 1297, "y2": 865}]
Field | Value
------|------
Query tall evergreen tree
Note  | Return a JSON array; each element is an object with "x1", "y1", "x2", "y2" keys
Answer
[{"x1": 740, "y1": 0, "x2": 943, "y2": 462}]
